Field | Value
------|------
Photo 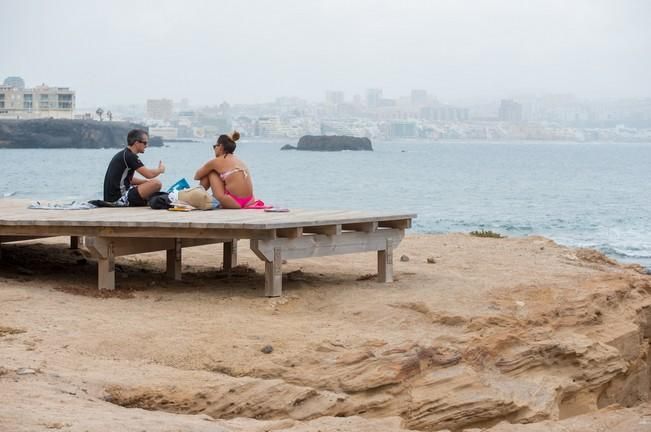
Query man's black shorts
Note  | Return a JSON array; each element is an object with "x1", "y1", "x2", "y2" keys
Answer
[{"x1": 127, "y1": 186, "x2": 148, "y2": 207}]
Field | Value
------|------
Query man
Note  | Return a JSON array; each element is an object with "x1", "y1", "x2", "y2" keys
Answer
[{"x1": 103, "y1": 129, "x2": 165, "y2": 206}]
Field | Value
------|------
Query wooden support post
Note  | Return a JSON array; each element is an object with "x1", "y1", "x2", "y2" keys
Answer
[
  {"x1": 264, "y1": 247, "x2": 283, "y2": 297},
  {"x1": 223, "y1": 239, "x2": 238, "y2": 271},
  {"x1": 97, "y1": 241, "x2": 115, "y2": 290},
  {"x1": 377, "y1": 238, "x2": 394, "y2": 283},
  {"x1": 70, "y1": 236, "x2": 80, "y2": 250},
  {"x1": 166, "y1": 238, "x2": 182, "y2": 281}
]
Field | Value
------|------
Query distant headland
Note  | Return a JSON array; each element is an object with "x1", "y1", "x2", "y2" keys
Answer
[
  {"x1": 0, "y1": 119, "x2": 163, "y2": 149},
  {"x1": 281, "y1": 135, "x2": 373, "y2": 151}
]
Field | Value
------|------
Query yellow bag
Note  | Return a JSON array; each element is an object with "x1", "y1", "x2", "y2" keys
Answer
[{"x1": 178, "y1": 187, "x2": 214, "y2": 210}]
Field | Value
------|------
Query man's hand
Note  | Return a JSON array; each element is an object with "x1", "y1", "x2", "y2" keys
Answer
[{"x1": 158, "y1": 161, "x2": 166, "y2": 175}]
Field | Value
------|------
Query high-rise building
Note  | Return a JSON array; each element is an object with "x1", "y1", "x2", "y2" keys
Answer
[
  {"x1": 410, "y1": 89, "x2": 428, "y2": 107},
  {"x1": 366, "y1": 88, "x2": 383, "y2": 108},
  {"x1": 146, "y1": 99, "x2": 174, "y2": 120},
  {"x1": 499, "y1": 99, "x2": 523, "y2": 122},
  {"x1": 325, "y1": 91, "x2": 344, "y2": 105},
  {"x1": 420, "y1": 105, "x2": 469, "y2": 121},
  {"x1": 0, "y1": 77, "x2": 75, "y2": 119}
]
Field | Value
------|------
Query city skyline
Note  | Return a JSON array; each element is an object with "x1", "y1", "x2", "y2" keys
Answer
[{"x1": 2, "y1": 0, "x2": 650, "y2": 107}]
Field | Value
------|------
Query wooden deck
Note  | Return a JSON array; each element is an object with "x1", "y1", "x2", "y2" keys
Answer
[{"x1": 0, "y1": 199, "x2": 415, "y2": 296}]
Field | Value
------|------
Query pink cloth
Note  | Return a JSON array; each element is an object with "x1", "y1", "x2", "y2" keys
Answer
[{"x1": 243, "y1": 199, "x2": 272, "y2": 209}]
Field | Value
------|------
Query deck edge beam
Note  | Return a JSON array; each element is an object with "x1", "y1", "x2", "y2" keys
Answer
[{"x1": 250, "y1": 229, "x2": 404, "y2": 262}]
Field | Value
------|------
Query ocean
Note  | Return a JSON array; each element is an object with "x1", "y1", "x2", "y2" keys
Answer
[{"x1": 2, "y1": 139, "x2": 651, "y2": 268}]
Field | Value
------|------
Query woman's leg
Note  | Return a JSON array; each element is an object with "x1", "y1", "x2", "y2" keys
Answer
[{"x1": 208, "y1": 171, "x2": 241, "y2": 209}]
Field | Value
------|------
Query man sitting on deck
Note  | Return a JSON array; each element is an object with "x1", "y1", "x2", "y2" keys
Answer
[{"x1": 103, "y1": 129, "x2": 165, "y2": 206}]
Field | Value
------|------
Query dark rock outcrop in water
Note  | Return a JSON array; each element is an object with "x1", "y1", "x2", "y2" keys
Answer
[
  {"x1": 282, "y1": 135, "x2": 373, "y2": 151},
  {"x1": 0, "y1": 119, "x2": 163, "y2": 149}
]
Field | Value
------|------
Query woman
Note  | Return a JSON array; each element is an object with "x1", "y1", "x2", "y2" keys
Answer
[{"x1": 194, "y1": 131, "x2": 256, "y2": 209}]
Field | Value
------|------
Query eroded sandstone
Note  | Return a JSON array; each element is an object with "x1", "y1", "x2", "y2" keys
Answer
[{"x1": 0, "y1": 234, "x2": 650, "y2": 431}]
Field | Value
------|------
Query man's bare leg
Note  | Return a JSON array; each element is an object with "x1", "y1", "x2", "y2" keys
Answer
[{"x1": 135, "y1": 179, "x2": 162, "y2": 200}]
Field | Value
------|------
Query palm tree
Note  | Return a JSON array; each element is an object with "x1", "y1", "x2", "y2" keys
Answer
[{"x1": 96, "y1": 107, "x2": 104, "y2": 121}]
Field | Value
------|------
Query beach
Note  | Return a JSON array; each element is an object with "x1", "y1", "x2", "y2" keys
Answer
[{"x1": 1, "y1": 233, "x2": 651, "y2": 431}]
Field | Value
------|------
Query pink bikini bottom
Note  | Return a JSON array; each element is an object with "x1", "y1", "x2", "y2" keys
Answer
[{"x1": 225, "y1": 190, "x2": 253, "y2": 208}]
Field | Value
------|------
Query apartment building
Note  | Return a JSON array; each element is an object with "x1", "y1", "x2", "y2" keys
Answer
[{"x1": 0, "y1": 77, "x2": 75, "y2": 119}]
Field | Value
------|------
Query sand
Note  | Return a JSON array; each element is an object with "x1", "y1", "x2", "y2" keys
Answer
[{"x1": 1, "y1": 234, "x2": 650, "y2": 431}]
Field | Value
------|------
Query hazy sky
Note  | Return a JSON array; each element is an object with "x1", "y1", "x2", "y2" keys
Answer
[{"x1": 2, "y1": 0, "x2": 650, "y2": 107}]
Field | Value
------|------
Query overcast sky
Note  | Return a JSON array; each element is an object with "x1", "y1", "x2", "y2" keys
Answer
[{"x1": 2, "y1": 0, "x2": 650, "y2": 107}]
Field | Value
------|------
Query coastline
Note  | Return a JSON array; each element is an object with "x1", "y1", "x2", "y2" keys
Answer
[{"x1": 1, "y1": 233, "x2": 650, "y2": 431}]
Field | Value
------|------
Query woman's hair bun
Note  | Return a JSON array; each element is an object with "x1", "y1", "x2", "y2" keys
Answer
[{"x1": 231, "y1": 131, "x2": 240, "y2": 142}]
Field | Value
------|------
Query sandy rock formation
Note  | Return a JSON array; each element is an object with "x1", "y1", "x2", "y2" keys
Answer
[{"x1": 0, "y1": 234, "x2": 650, "y2": 431}]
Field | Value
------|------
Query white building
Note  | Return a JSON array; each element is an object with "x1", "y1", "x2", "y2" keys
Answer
[
  {"x1": 0, "y1": 77, "x2": 75, "y2": 119},
  {"x1": 146, "y1": 99, "x2": 173, "y2": 121},
  {"x1": 149, "y1": 127, "x2": 178, "y2": 140}
]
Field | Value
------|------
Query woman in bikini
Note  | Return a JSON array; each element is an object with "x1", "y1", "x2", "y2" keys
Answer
[{"x1": 194, "y1": 131, "x2": 256, "y2": 209}]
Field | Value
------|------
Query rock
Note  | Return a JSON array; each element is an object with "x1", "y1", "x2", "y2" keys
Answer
[
  {"x1": 261, "y1": 345, "x2": 274, "y2": 354},
  {"x1": 426, "y1": 257, "x2": 436, "y2": 264},
  {"x1": 280, "y1": 144, "x2": 297, "y2": 150},
  {"x1": 287, "y1": 270, "x2": 305, "y2": 281},
  {"x1": 16, "y1": 368, "x2": 36, "y2": 375},
  {"x1": 0, "y1": 119, "x2": 163, "y2": 149},
  {"x1": 294, "y1": 135, "x2": 373, "y2": 152},
  {"x1": 400, "y1": 255, "x2": 410, "y2": 262}
]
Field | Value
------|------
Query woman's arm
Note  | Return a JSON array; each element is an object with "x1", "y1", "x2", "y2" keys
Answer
[{"x1": 194, "y1": 159, "x2": 219, "y2": 180}]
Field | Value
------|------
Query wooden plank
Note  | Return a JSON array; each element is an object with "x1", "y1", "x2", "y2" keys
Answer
[
  {"x1": 0, "y1": 200, "x2": 416, "y2": 231},
  {"x1": 250, "y1": 229, "x2": 404, "y2": 261},
  {"x1": 0, "y1": 225, "x2": 277, "y2": 240},
  {"x1": 84, "y1": 237, "x2": 169, "y2": 258},
  {"x1": 166, "y1": 239, "x2": 182, "y2": 281},
  {"x1": 0, "y1": 235, "x2": 55, "y2": 243},
  {"x1": 263, "y1": 247, "x2": 282, "y2": 297},
  {"x1": 83, "y1": 237, "x2": 225, "y2": 258},
  {"x1": 180, "y1": 238, "x2": 228, "y2": 248},
  {"x1": 303, "y1": 225, "x2": 342, "y2": 236}
]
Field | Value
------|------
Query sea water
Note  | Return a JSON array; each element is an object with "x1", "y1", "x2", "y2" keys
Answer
[{"x1": 2, "y1": 140, "x2": 650, "y2": 268}]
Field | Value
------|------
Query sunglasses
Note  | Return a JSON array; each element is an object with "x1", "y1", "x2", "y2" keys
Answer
[
  {"x1": 139, "y1": 140, "x2": 149, "y2": 145},
  {"x1": 212, "y1": 143, "x2": 220, "y2": 149}
]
